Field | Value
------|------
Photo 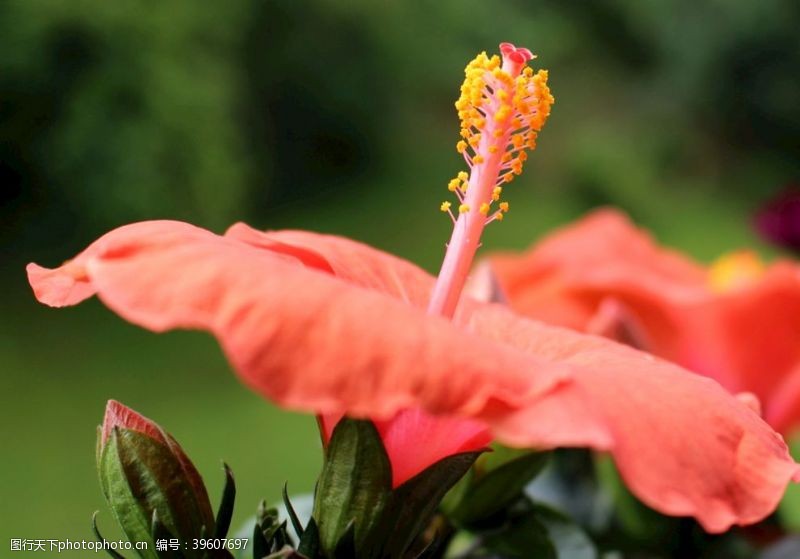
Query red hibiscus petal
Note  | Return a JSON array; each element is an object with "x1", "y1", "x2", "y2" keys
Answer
[
  {"x1": 27, "y1": 220, "x2": 800, "y2": 532},
  {"x1": 101, "y1": 399, "x2": 167, "y2": 445},
  {"x1": 468, "y1": 301, "x2": 800, "y2": 532},
  {"x1": 28, "y1": 220, "x2": 568, "y2": 420},
  {"x1": 224, "y1": 223, "x2": 434, "y2": 306},
  {"x1": 373, "y1": 408, "x2": 492, "y2": 486},
  {"x1": 318, "y1": 408, "x2": 490, "y2": 487}
]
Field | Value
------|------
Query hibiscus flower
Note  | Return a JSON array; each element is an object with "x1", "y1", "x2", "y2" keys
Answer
[
  {"x1": 27, "y1": 45, "x2": 800, "y2": 534},
  {"x1": 487, "y1": 208, "x2": 800, "y2": 435}
]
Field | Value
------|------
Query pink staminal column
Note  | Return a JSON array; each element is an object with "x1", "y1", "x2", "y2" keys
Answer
[{"x1": 428, "y1": 43, "x2": 554, "y2": 318}]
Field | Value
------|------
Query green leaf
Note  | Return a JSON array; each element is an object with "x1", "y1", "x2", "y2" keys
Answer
[
  {"x1": 779, "y1": 438, "x2": 800, "y2": 531},
  {"x1": 480, "y1": 502, "x2": 597, "y2": 559},
  {"x1": 312, "y1": 419, "x2": 392, "y2": 555},
  {"x1": 214, "y1": 463, "x2": 237, "y2": 540},
  {"x1": 535, "y1": 504, "x2": 597, "y2": 559},
  {"x1": 444, "y1": 448, "x2": 549, "y2": 528},
  {"x1": 594, "y1": 454, "x2": 666, "y2": 540},
  {"x1": 482, "y1": 508, "x2": 556, "y2": 559}
]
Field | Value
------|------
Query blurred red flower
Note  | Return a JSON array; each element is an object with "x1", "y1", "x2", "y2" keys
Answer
[{"x1": 487, "y1": 208, "x2": 800, "y2": 435}]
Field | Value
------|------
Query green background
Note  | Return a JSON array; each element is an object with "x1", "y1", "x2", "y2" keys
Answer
[{"x1": 2, "y1": 1, "x2": 799, "y2": 556}]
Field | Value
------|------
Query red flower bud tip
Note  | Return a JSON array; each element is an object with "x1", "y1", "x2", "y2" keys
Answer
[{"x1": 101, "y1": 399, "x2": 165, "y2": 448}]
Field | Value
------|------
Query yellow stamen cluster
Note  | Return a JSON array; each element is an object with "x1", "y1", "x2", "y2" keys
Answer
[
  {"x1": 708, "y1": 251, "x2": 765, "y2": 293},
  {"x1": 442, "y1": 48, "x2": 554, "y2": 222}
]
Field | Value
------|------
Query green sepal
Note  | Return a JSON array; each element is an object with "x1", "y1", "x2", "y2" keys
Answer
[
  {"x1": 99, "y1": 427, "x2": 215, "y2": 558},
  {"x1": 264, "y1": 548, "x2": 307, "y2": 559},
  {"x1": 332, "y1": 521, "x2": 356, "y2": 559},
  {"x1": 443, "y1": 447, "x2": 549, "y2": 528},
  {"x1": 409, "y1": 530, "x2": 446, "y2": 559},
  {"x1": 365, "y1": 451, "x2": 483, "y2": 559},
  {"x1": 253, "y1": 501, "x2": 294, "y2": 558},
  {"x1": 151, "y1": 510, "x2": 181, "y2": 559},
  {"x1": 214, "y1": 463, "x2": 237, "y2": 540},
  {"x1": 251, "y1": 510, "x2": 269, "y2": 559},
  {"x1": 283, "y1": 483, "x2": 304, "y2": 539},
  {"x1": 91, "y1": 512, "x2": 129, "y2": 559},
  {"x1": 296, "y1": 518, "x2": 320, "y2": 558},
  {"x1": 312, "y1": 419, "x2": 392, "y2": 555}
]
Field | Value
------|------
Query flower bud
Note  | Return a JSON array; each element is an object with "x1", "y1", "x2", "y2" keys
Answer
[{"x1": 96, "y1": 400, "x2": 216, "y2": 555}]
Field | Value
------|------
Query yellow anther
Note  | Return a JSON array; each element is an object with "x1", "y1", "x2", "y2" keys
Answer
[
  {"x1": 494, "y1": 105, "x2": 511, "y2": 122},
  {"x1": 440, "y1": 201, "x2": 452, "y2": 212},
  {"x1": 499, "y1": 202, "x2": 509, "y2": 212},
  {"x1": 495, "y1": 212, "x2": 504, "y2": 221},
  {"x1": 449, "y1": 46, "x2": 552, "y2": 206}
]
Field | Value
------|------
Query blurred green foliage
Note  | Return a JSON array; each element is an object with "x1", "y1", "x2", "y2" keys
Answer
[{"x1": 1, "y1": 1, "x2": 799, "y2": 556}]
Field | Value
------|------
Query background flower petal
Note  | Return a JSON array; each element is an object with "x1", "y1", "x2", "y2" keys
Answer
[{"x1": 488, "y1": 209, "x2": 800, "y2": 435}]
